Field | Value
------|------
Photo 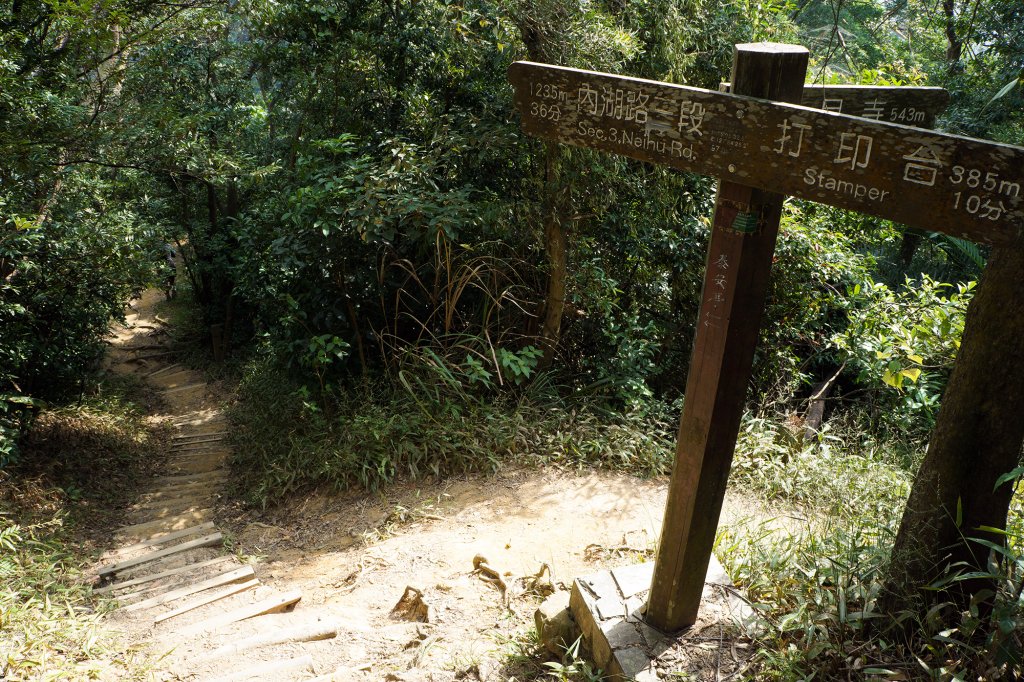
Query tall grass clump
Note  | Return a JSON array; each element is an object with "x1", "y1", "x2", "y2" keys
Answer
[
  {"x1": 729, "y1": 414, "x2": 914, "y2": 517},
  {"x1": 1, "y1": 376, "x2": 163, "y2": 680},
  {"x1": 719, "y1": 415, "x2": 1024, "y2": 680},
  {"x1": 227, "y1": 357, "x2": 678, "y2": 509}
]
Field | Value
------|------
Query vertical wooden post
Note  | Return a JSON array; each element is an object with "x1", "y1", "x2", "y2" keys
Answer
[{"x1": 645, "y1": 43, "x2": 808, "y2": 632}]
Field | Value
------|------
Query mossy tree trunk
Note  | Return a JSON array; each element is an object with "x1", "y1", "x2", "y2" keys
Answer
[{"x1": 884, "y1": 236, "x2": 1024, "y2": 614}]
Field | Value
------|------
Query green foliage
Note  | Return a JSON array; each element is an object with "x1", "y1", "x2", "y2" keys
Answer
[
  {"x1": 0, "y1": 376, "x2": 163, "y2": 679},
  {"x1": 718, "y1": 517, "x2": 894, "y2": 680},
  {"x1": 544, "y1": 636, "x2": 605, "y2": 681},
  {"x1": 832, "y1": 276, "x2": 974, "y2": 438},
  {"x1": 755, "y1": 203, "x2": 878, "y2": 405},
  {"x1": 731, "y1": 415, "x2": 913, "y2": 515},
  {"x1": 721, "y1": 441, "x2": 1024, "y2": 680},
  {"x1": 228, "y1": 359, "x2": 675, "y2": 508}
]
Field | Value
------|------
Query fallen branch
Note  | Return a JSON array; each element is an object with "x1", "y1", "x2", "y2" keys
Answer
[{"x1": 473, "y1": 554, "x2": 508, "y2": 604}]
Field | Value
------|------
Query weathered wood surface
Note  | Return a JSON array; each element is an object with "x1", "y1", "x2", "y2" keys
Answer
[
  {"x1": 196, "y1": 622, "x2": 339, "y2": 662},
  {"x1": 93, "y1": 555, "x2": 233, "y2": 595},
  {"x1": 174, "y1": 590, "x2": 303, "y2": 638},
  {"x1": 723, "y1": 83, "x2": 949, "y2": 127},
  {"x1": 643, "y1": 43, "x2": 808, "y2": 632},
  {"x1": 97, "y1": 532, "x2": 223, "y2": 578},
  {"x1": 124, "y1": 565, "x2": 255, "y2": 611},
  {"x1": 153, "y1": 577, "x2": 259, "y2": 624},
  {"x1": 104, "y1": 521, "x2": 217, "y2": 559},
  {"x1": 508, "y1": 61, "x2": 1024, "y2": 246}
]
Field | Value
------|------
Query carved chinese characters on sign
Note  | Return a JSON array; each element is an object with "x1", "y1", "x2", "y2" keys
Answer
[
  {"x1": 702, "y1": 253, "x2": 730, "y2": 330},
  {"x1": 508, "y1": 61, "x2": 1024, "y2": 246}
]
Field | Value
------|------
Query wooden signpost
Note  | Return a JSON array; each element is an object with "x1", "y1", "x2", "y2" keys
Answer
[
  {"x1": 509, "y1": 60, "x2": 1023, "y2": 246},
  {"x1": 724, "y1": 83, "x2": 950, "y2": 128},
  {"x1": 508, "y1": 42, "x2": 1024, "y2": 634}
]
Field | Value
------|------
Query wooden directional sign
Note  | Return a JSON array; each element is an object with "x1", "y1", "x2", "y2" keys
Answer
[
  {"x1": 723, "y1": 83, "x2": 950, "y2": 128},
  {"x1": 508, "y1": 61, "x2": 1024, "y2": 246}
]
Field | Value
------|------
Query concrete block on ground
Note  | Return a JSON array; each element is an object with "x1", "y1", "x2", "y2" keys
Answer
[
  {"x1": 568, "y1": 555, "x2": 732, "y2": 681},
  {"x1": 535, "y1": 591, "x2": 579, "y2": 656}
]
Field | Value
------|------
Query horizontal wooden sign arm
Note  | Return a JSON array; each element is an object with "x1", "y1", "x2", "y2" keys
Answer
[
  {"x1": 721, "y1": 83, "x2": 950, "y2": 127},
  {"x1": 509, "y1": 61, "x2": 1024, "y2": 246}
]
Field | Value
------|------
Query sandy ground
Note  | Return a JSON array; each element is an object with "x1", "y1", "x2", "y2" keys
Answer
[{"x1": 94, "y1": 289, "x2": 791, "y2": 681}]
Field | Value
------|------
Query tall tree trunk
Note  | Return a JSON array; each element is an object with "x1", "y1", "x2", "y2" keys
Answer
[
  {"x1": 883, "y1": 236, "x2": 1024, "y2": 615},
  {"x1": 538, "y1": 141, "x2": 567, "y2": 369},
  {"x1": 943, "y1": 0, "x2": 964, "y2": 66}
]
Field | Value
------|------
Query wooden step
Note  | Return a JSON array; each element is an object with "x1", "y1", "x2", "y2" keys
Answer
[
  {"x1": 153, "y1": 577, "x2": 259, "y2": 624},
  {"x1": 93, "y1": 555, "x2": 234, "y2": 595},
  {"x1": 174, "y1": 590, "x2": 302, "y2": 639},
  {"x1": 151, "y1": 471, "x2": 227, "y2": 486},
  {"x1": 126, "y1": 565, "x2": 255, "y2": 612},
  {"x1": 114, "y1": 510, "x2": 217, "y2": 540},
  {"x1": 163, "y1": 383, "x2": 207, "y2": 395},
  {"x1": 104, "y1": 522, "x2": 216, "y2": 559},
  {"x1": 196, "y1": 622, "x2": 339, "y2": 662},
  {"x1": 97, "y1": 532, "x2": 223, "y2": 579},
  {"x1": 145, "y1": 363, "x2": 182, "y2": 379}
]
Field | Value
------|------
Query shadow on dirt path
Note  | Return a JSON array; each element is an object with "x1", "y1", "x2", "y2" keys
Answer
[{"x1": 90, "y1": 289, "x2": 791, "y2": 681}]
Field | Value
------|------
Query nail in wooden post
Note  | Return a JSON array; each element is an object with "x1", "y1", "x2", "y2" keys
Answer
[{"x1": 645, "y1": 43, "x2": 809, "y2": 632}]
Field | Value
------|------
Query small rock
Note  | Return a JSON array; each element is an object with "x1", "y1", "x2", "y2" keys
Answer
[{"x1": 535, "y1": 592, "x2": 579, "y2": 656}]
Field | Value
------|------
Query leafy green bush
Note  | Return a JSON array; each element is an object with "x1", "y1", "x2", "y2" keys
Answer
[
  {"x1": 831, "y1": 276, "x2": 973, "y2": 439},
  {"x1": 722, "y1": 412, "x2": 1024, "y2": 681},
  {"x1": 228, "y1": 358, "x2": 676, "y2": 508}
]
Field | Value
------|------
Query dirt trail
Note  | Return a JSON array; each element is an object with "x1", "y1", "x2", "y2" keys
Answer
[{"x1": 93, "y1": 291, "x2": 784, "y2": 681}]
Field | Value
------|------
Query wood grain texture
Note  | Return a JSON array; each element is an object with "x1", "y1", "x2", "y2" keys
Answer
[
  {"x1": 722, "y1": 83, "x2": 949, "y2": 127},
  {"x1": 508, "y1": 61, "x2": 1024, "y2": 245},
  {"x1": 644, "y1": 42, "x2": 808, "y2": 632}
]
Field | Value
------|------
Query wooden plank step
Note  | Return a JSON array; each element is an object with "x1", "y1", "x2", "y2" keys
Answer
[
  {"x1": 153, "y1": 577, "x2": 259, "y2": 624},
  {"x1": 171, "y1": 412, "x2": 226, "y2": 423},
  {"x1": 169, "y1": 409, "x2": 209, "y2": 420},
  {"x1": 105, "y1": 522, "x2": 216, "y2": 559},
  {"x1": 127, "y1": 501, "x2": 212, "y2": 519},
  {"x1": 115, "y1": 560, "x2": 237, "y2": 603},
  {"x1": 172, "y1": 443, "x2": 231, "y2": 453},
  {"x1": 166, "y1": 459, "x2": 225, "y2": 475},
  {"x1": 93, "y1": 556, "x2": 233, "y2": 595},
  {"x1": 97, "y1": 532, "x2": 223, "y2": 579},
  {"x1": 138, "y1": 481, "x2": 221, "y2": 498},
  {"x1": 205, "y1": 655, "x2": 313, "y2": 682},
  {"x1": 171, "y1": 441, "x2": 226, "y2": 452},
  {"x1": 196, "y1": 622, "x2": 338, "y2": 662},
  {"x1": 145, "y1": 363, "x2": 181, "y2": 379},
  {"x1": 128, "y1": 498, "x2": 218, "y2": 517},
  {"x1": 166, "y1": 459, "x2": 225, "y2": 474},
  {"x1": 133, "y1": 490, "x2": 218, "y2": 508},
  {"x1": 152, "y1": 471, "x2": 227, "y2": 486},
  {"x1": 114, "y1": 509, "x2": 216, "y2": 539},
  {"x1": 174, "y1": 590, "x2": 302, "y2": 639},
  {"x1": 172, "y1": 431, "x2": 228, "y2": 442},
  {"x1": 163, "y1": 383, "x2": 207, "y2": 395},
  {"x1": 125, "y1": 565, "x2": 255, "y2": 612},
  {"x1": 151, "y1": 370, "x2": 193, "y2": 384},
  {"x1": 171, "y1": 420, "x2": 228, "y2": 431}
]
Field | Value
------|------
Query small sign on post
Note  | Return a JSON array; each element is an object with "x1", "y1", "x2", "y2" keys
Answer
[{"x1": 723, "y1": 83, "x2": 950, "y2": 128}]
